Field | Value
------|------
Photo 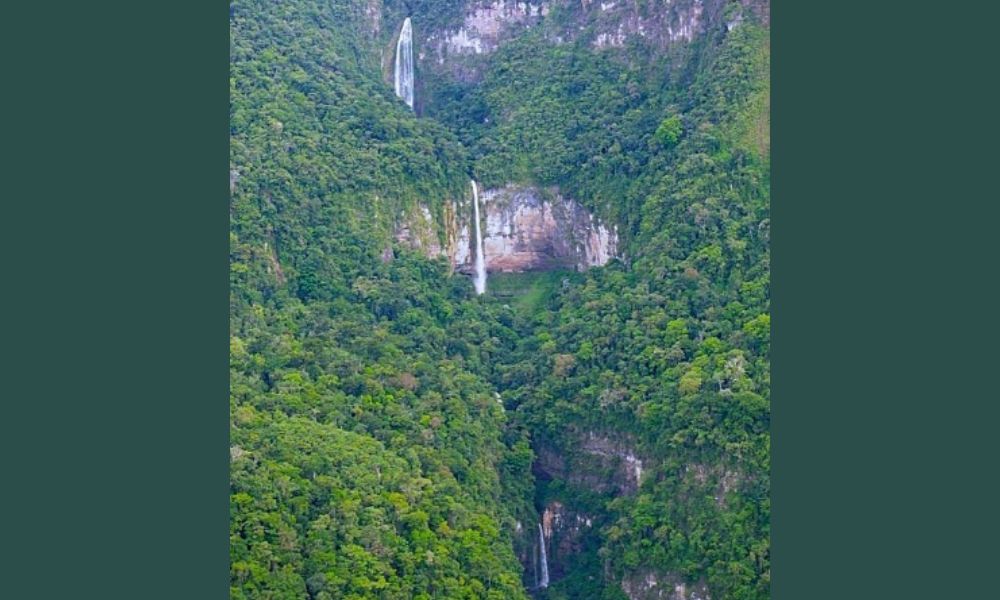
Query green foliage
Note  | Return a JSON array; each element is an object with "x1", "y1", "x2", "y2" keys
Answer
[
  {"x1": 653, "y1": 114, "x2": 683, "y2": 148},
  {"x1": 231, "y1": 0, "x2": 769, "y2": 598},
  {"x1": 444, "y1": 16, "x2": 771, "y2": 599},
  {"x1": 230, "y1": 0, "x2": 530, "y2": 597}
]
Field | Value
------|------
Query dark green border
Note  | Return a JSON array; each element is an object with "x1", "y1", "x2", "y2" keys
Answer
[
  {"x1": 3, "y1": 2, "x2": 228, "y2": 596},
  {"x1": 3, "y1": 0, "x2": 998, "y2": 597},
  {"x1": 775, "y1": 1, "x2": 999, "y2": 597}
]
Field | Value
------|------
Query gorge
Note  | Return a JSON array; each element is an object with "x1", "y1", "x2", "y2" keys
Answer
[{"x1": 231, "y1": 0, "x2": 770, "y2": 598}]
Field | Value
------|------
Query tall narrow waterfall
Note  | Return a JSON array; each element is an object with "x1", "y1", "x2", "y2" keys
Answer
[
  {"x1": 471, "y1": 180, "x2": 487, "y2": 294},
  {"x1": 537, "y1": 523, "x2": 550, "y2": 589},
  {"x1": 394, "y1": 18, "x2": 414, "y2": 108}
]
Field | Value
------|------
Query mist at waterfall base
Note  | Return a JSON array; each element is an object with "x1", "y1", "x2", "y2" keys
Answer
[
  {"x1": 471, "y1": 181, "x2": 487, "y2": 294},
  {"x1": 394, "y1": 18, "x2": 414, "y2": 108}
]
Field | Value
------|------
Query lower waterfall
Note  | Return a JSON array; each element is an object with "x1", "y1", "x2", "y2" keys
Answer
[{"x1": 538, "y1": 523, "x2": 550, "y2": 589}]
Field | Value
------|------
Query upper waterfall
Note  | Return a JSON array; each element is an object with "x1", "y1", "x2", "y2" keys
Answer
[
  {"x1": 394, "y1": 18, "x2": 414, "y2": 108},
  {"x1": 471, "y1": 180, "x2": 487, "y2": 294}
]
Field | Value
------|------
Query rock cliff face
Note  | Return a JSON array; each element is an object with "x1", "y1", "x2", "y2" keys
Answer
[
  {"x1": 534, "y1": 429, "x2": 646, "y2": 496},
  {"x1": 514, "y1": 500, "x2": 598, "y2": 590},
  {"x1": 514, "y1": 429, "x2": 750, "y2": 597},
  {"x1": 684, "y1": 462, "x2": 745, "y2": 508},
  {"x1": 467, "y1": 185, "x2": 616, "y2": 273},
  {"x1": 395, "y1": 184, "x2": 617, "y2": 275},
  {"x1": 426, "y1": 0, "x2": 549, "y2": 63},
  {"x1": 364, "y1": 0, "x2": 382, "y2": 36},
  {"x1": 522, "y1": 430, "x2": 646, "y2": 588},
  {"x1": 542, "y1": 501, "x2": 595, "y2": 582},
  {"x1": 621, "y1": 570, "x2": 711, "y2": 600},
  {"x1": 415, "y1": 0, "x2": 769, "y2": 80},
  {"x1": 394, "y1": 203, "x2": 459, "y2": 263}
]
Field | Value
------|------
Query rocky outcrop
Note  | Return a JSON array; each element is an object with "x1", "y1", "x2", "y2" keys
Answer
[
  {"x1": 515, "y1": 500, "x2": 597, "y2": 589},
  {"x1": 415, "y1": 0, "x2": 769, "y2": 78},
  {"x1": 621, "y1": 570, "x2": 711, "y2": 600},
  {"x1": 684, "y1": 462, "x2": 745, "y2": 508},
  {"x1": 534, "y1": 430, "x2": 645, "y2": 496},
  {"x1": 263, "y1": 241, "x2": 285, "y2": 284},
  {"x1": 394, "y1": 202, "x2": 462, "y2": 264},
  {"x1": 468, "y1": 185, "x2": 616, "y2": 273},
  {"x1": 542, "y1": 501, "x2": 595, "y2": 581},
  {"x1": 364, "y1": 0, "x2": 382, "y2": 36},
  {"x1": 590, "y1": 0, "x2": 706, "y2": 49},
  {"x1": 523, "y1": 430, "x2": 648, "y2": 589},
  {"x1": 426, "y1": 1, "x2": 549, "y2": 64},
  {"x1": 394, "y1": 184, "x2": 617, "y2": 275}
]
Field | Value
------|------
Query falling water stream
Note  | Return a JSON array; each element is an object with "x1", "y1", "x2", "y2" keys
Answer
[
  {"x1": 471, "y1": 180, "x2": 487, "y2": 294},
  {"x1": 394, "y1": 18, "x2": 414, "y2": 108},
  {"x1": 538, "y1": 523, "x2": 550, "y2": 589}
]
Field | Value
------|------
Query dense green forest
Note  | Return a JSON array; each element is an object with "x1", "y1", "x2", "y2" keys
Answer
[{"x1": 231, "y1": 0, "x2": 769, "y2": 598}]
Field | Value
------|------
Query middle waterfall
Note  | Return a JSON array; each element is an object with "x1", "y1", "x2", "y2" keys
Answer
[
  {"x1": 471, "y1": 180, "x2": 487, "y2": 295},
  {"x1": 394, "y1": 18, "x2": 414, "y2": 108}
]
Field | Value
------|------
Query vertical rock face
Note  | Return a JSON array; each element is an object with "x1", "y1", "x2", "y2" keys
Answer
[
  {"x1": 621, "y1": 570, "x2": 711, "y2": 600},
  {"x1": 534, "y1": 430, "x2": 645, "y2": 496},
  {"x1": 462, "y1": 184, "x2": 618, "y2": 273},
  {"x1": 394, "y1": 203, "x2": 460, "y2": 264},
  {"x1": 525, "y1": 430, "x2": 643, "y2": 590},
  {"x1": 590, "y1": 0, "x2": 706, "y2": 49},
  {"x1": 515, "y1": 500, "x2": 596, "y2": 589},
  {"x1": 427, "y1": 0, "x2": 549, "y2": 63},
  {"x1": 527, "y1": 431, "x2": 734, "y2": 598},
  {"x1": 416, "y1": 0, "x2": 769, "y2": 77},
  {"x1": 684, "y1": 462, "x2": 746, "y2": 508},
  {"x1": 394, "y1": 184, "x2": 617, "y2": 276},
  {"x1": 364, "y1": 0, "x2": 382, "y2": 36}
]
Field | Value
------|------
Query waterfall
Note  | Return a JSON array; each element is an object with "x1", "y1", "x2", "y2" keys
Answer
[
  {"x1": 394, "y1": 18, "x2": 414, "y2": 108},
  {"x1": 537, "y1": 523, "x2": 550, "y2": 589},
  {"x1": 471, "y1": 180, "x2": 487, "y2": 294}
]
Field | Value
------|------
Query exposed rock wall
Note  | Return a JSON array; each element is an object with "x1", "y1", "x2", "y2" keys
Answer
[
  {"x1": 541, "y1": 501, "x2": 595, "y2": 582},
  {"x1": 621, "y1": 570, "x2": 711, "y2": 600},
  {"x1": 365, "y1": 0, "x2": 382, "y2": 36},
  {"x1": 589, "y1": 0, "x2": 706, "y2": 49},
  {"x1": 394, "y1": 184, "x2": 617, "y2": 275},
  {"x1": 581, "y1": 0, "x2": 768, "y2": 51},
  {"x1": 684, "y1": 462, "x2": 745, "y2": 508},
  {"x1": 534, "y1": 430, "x2": 646, "y2": 496},
  {"x1": 426, "y1": 1, "x2": 550, "y2": 64},
  {"x1": 525, "y1": 430, "x2": 646, "y2": 590},
  {"x1": 473, "y1": 184, "x2": 616, "y2": 273},
  {"x1": 514, "y1": 500, "x2": 597, "y2": 589},
  {"x1": 395, "y1": 204, "x2": 448, "y2": 259},
  {"x1": 415, "y1": 0, "x2": 769, "y2": 78}
]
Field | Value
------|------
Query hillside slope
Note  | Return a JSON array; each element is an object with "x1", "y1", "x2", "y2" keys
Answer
[{"x1": 230, "y1": 1, "x2": 529, "y2": 598}]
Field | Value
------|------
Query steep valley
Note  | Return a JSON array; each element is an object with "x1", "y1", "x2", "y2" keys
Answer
[{"x1": 230, "y1": 0, "x2": 769, "y2": 598}]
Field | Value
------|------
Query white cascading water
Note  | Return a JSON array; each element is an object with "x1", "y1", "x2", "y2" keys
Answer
[
  {"x1": 471, "y1": 180, "x2": 487, "y2": 294},
  {"x1": 394, "y1": 18, "x2": 414, "y2": 108},
  {"x1": 538, "y1": 523, "x2": 550, "y2": 589}
]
